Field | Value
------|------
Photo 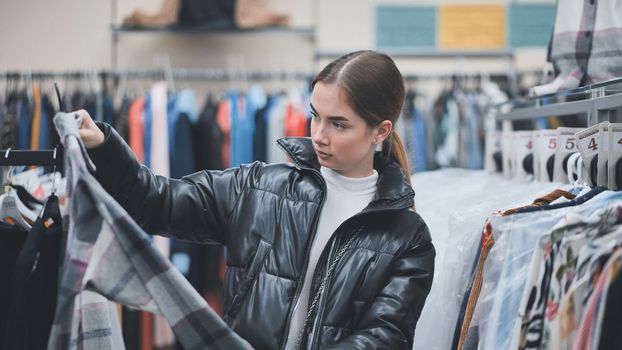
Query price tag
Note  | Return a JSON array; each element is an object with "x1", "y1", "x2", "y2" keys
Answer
[
  {"x1": 575, "y1": 125, "x2": 601, "y2": 186},
  {"x1": 576, "y1": 127, "x2": 599, "y2": 157},
  {"x1": 513, "y1": 131, "x2": 533, "y2": 180},
  {"x1": 485, "y1": 130, "x2": 502, "y2": 172},
  {"x1": 597, "y1": 123, "x2": 610, "y2": 186},
  {"x1": 538, "y1": 130, "x2": 557, "y2": 182},
  {"x1": 608, "y1": 124, "x2": 622, "y2": 189},
  {"x1": 554, "y1": 127, "x2": 583, "y2": 183}
]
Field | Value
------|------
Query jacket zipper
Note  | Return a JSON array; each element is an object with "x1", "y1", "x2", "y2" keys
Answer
[
  {"x1": 305, "y1": 232, "x2": 338, "y2": 348},
  {"x1": 307, "y1": 206, "x2": 408, "y2": 349},
  {"x1": 277, "y1": 141, "x2": 328, "y2": 350}
]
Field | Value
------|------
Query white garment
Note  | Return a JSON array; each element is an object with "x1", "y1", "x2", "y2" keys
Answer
[
  {"x1": 267, "y1": 95, "x2": 288, "y2": 164},
  {"x1": 149, "y1": 81, "x2": 175, "y2": 347},
  {"x1": 150, "y1": 82, "x2": 169, "y2": 178},
  {"x1": 284, "y1": 167, "x2": 377, "y2": 349}
]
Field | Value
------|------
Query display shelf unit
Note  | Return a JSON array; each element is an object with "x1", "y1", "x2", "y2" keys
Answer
[{"x1": 496, "y1": 78, "x2": 622, "y2": 127}]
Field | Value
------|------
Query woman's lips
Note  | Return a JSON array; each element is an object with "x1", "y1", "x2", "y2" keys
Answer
[{"x1": 315, "y1": 150, "x2": 331, "y2": 159}]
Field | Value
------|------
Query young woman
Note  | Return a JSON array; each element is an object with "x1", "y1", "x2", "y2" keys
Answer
[{"x1": 78, "y1": 50, "x2": 435, "y2": 349}]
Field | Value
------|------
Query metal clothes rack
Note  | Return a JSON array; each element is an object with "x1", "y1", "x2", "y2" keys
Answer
[
  {"x1": 0, "y1": 69, "x2": 314, "y2": 82},
  {"x1": 496, "y1": 78, "x2": 622, "y2": 127},
  {"x1": 0, "y1": 68, "x2": 537, "y2": 82},
  {"x1": 0, "y1": 149, "x2": 63, "y2": 167}
]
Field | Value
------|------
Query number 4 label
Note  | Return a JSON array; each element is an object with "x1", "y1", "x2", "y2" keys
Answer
[
  {"x1": 588, "y1": 137, "x2": 598, "y2": 151},
  {"x1": 576, "y1": 128, "x2": 600, "y2": 158}
]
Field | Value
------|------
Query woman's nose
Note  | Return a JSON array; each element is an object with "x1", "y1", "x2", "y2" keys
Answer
[{"x1": 312, "y1": 123, "x2": 328, "y2": 145}]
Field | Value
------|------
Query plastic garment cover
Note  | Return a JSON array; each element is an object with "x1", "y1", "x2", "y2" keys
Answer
[
  {"x1": 476, "y1": 190, "x2": 622, "y2": 350},
  {"x1": 412, "y1": 169, "x2": 562, "y2": 350}
]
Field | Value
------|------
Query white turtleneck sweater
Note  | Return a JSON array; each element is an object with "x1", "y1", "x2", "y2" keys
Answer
[{"x1": 284, "y1": 166, "x2": 378, "y2": 349}]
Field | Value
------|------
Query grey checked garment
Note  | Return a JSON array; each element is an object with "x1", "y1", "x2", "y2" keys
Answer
[
  {"x1": 549, "y1": 0, "x2": 622, "y2": 89},
  {"x1": 47, "y1": 112, "x2": 252, "y2": 350}
]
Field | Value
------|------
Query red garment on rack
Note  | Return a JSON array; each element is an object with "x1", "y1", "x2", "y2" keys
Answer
[
  {"x1": 285, "y1": 102, "x2": 307, "y2": 137},
  {"x1": 217, "y1": 100, "x2": 231, "y2": 168},
  {"x1": 128, "y1": 96, "x2": 145, "y2": 163}
]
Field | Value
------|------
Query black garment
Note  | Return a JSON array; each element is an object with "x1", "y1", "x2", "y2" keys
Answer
[
  {"x1": 121, "y1": 308, "x2": 141, "y2": 350},
  {"x1": 2, "y1": 93, "x2": 20, "y2": 149},
  {"x1": 193, "y1": 97, "x2": 224, "y2": 170},
  {"x1": 0, "y1": 223, "x2": 28, "y2": 345},
  {"x1": 88, "y1": 123, "x2": 436, "y2": 350},
  {"x1": 170, "y1": 113, "x2": 196, "y2": 179},
  {"x1": 178, "y1": 0, "x2": 236, "y2": 28},
  {"x1": 114, "y1": 95, "x2": 132, "y2": 142},
  {"x1": 43, "y1": 94, "x2": 60, "y2": 149},
  {"x1": 103, "y1": 95, "x2": 114, "y2": 126},
  {"x1": 599, "y1": 266, "x2": 622, "y2": 350},
  {"x1": 3, "y1": 196, "x2": 63, "y2": 350},
  {"x1": 253, "y1": 98, "x2": 269, "y2": 162}
]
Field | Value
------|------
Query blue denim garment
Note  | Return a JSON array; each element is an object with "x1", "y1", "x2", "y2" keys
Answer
[
  {"x1": 477, "y1": 190, "x2": 622, "y2": 350},
  {"x1": 143, "y1": 95, "x2": 152, "y2": 168}
]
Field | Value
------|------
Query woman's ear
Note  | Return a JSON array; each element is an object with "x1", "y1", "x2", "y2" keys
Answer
[{"x1": 373, "y1": 120, "x2": 393, "y2": 144}]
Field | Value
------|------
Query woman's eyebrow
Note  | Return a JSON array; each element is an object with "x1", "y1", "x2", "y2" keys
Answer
[
  {"x1": 309, "y1": 103, "x2": 318, "y2": 115},
  {"x1": 309, "y1": 103, "x2": 349, "y2": 121}
]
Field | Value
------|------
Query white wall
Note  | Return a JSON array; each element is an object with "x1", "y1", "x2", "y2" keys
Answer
[{"x1": 0, "y1": 0, "x2": 553, "y2": 87}]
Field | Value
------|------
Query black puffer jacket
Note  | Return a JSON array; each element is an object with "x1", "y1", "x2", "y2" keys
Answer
[{"x1": 88, "y1": 124, "x2": 435, "y2": 350}]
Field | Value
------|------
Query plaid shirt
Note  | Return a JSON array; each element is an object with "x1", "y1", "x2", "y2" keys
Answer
[
  {"x1": 549, "y1": 0, "x2": 622, "y2": 90},
  {"x1": 48, "y1": 112, "x2": 252, "y2": 350}
]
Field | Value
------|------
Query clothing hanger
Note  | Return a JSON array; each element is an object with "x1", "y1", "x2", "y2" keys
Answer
[
  {"x1": 0, "y1": 160, "x2": 36, "y2": 229},
  {"x1": 11, "y1": 184, "x2": 43, "y2": 210},
  {"x1": 39, "y1": 146, "x2": 59, "y2": 221}
]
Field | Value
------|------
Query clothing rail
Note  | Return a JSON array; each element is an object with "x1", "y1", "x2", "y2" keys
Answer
[
  {"x1": 0, "y1": 69, "x2": 313, "y2": 81},
  {"x1": 0, "y1": 149, "x2": 63, "y2": 167},
  {"x1": 0, "y1": 68, "x2": 540, "y2": 82}
]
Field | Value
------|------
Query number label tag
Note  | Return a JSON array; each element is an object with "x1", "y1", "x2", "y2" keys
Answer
[
  {"x1": 513, "y1": 131, "x2": 533, "y2": 180},
  {"x1": 538, "y1": 130, "x2": 557, "y2": 182},
  {"x1": 608, "y1": 124, "x2": 622, "y2": 190},
  {"x1": 597, "y1": 123, "x2": 610, "y2": 186},
  {"x1": 554, "y1": 127, "x2": 583, "y2": 183},
  {"x1": 575, "y1": 125, "x2": 602, "y2": 186}
]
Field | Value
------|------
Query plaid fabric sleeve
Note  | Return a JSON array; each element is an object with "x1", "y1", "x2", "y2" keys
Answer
[{"x1": 49, "y1": 112, "x2": 253, "y2": 350}]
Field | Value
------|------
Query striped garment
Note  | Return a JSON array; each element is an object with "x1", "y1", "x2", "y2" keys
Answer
[
  {"x1": 47, "y1": 112, "x2": 252, "y2": 350},
  {"x1": 548, "y1": 0, "x2": 622, "y2": 90}
]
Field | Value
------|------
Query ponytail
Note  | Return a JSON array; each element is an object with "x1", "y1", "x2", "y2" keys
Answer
[{"x1": 383, "y1": 132, "x2": 412, "y2": 186}]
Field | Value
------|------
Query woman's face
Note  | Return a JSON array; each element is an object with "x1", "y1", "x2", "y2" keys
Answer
[{"x1": 310, "y1": 82, "x2": 391, "y2": 178}]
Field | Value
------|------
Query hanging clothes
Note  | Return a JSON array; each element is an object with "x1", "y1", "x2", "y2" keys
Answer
[
  {"x1": 193, "y1": 96, "x2": 224, "y2": 171},
  {"x1": 29, "y1": 84, "x2": 42, "y2": 150},
  {"x1": 0, "y1": 223, "x2": 28, "y2": 345},
  {"x1": 169, "y1": 89, "x2": 198, "y2": 179},
  {"x1": 17, "y1": 94, "x2": 31, "y2": 150},
  {"x1": 49, "y1": 112, "x2": 252, "y2": 350},
  {"x1": 216, "y1": 99, "x2": 231, "y2": 168},
  {"x1": 2, "y1": 196, "x2": 63, "y2": 350},
  {"x1": 127, "y1": 96, "x2": 145, "y2": 163},
  {"x1": 266, "y1": 95, "x2": 287, "y2": 164},
  {"x1": 143, "y1": 95, "x2": 153, "y2": 168}
]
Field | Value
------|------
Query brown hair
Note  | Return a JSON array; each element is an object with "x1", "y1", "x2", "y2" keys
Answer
[{"x1": 311, "y1": 50, "x2": 411, "y2": 184}]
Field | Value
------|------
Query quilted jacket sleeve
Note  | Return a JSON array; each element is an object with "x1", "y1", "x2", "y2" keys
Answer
[
  {"x1": 326, "y1": 225, "x2": 435, "y2": 350},
  {"x1": 87, "y1": 123, "x2": 253, "y2": 245}
]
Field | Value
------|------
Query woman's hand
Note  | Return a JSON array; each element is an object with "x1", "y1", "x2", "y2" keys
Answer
[{"x1": 76, "y1": 109, "x2": 105, "y2": 149}]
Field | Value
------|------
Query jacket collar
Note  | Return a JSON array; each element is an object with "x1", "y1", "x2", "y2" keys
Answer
[{"x1": 277, "y1": 137, "x2": 415, "y2": 211}]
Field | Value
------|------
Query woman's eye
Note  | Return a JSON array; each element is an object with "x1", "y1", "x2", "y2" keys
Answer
[
  {"x1": 311, "y1": 113, "x2": 319, "y2": 120},
  {"x1": 333, "y1": 122, "x2": 346, "y2": 130}
]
